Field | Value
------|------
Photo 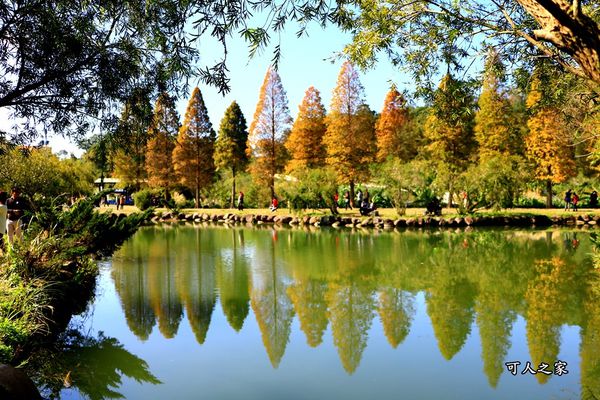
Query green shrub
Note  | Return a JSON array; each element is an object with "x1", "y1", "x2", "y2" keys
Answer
[
  {"x1": 374, "y1": 159, "x2": 435, "y2": 216},
  {"x1": 205, "y1": 171, "x2": 264, "y2": 208},
  {"x1": 457, "y1": 155, "x2": 530, "y2": 214},
  {"x1": 277, "y1": 167, "x2": 339, "y2": 214},
  {"x1": 368, "y1": 188, "x2": 392, "y2": 208},
  {"x1": 514, "y1": 197, "x2": 546, "y2": 208},
  {"x1": 0, "y1": 194, "x2": 149, "y2": 362},
  {"x1": 133, "y1": 189, "x2": 154, "y2": 210}
]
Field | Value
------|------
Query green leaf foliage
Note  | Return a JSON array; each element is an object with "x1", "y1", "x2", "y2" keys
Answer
[
  {"x1": 214, "y1": 101, "x2": 249, "y2": 176},
  {"x1": 0, "y1": 0, "x2": 200, "y2": 140},
  {"x1": 278, "y1": 167, "x2": 339, "y2": 214},
  {"x1": 0, "y1": 147, "x2": 95, "y2": 202},
  {"x1": 457, "y1": 155, "x2": 531, "y2": 213},
  {"x1": 375, "y1": 158, "x2": 435, "y2": 216},
  {"x1": 0, "y1": 193, "x2": 150, "y2": 362}
]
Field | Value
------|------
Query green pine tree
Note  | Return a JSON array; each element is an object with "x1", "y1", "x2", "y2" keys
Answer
[{"x1": 214, "y1": 101, "x2": 249, "y2": 208}]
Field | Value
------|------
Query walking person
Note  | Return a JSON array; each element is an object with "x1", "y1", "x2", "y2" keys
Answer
[
  {"x1": 572, "y1": 192, "x2": 579, "y2": 211},
  {"x1": 237, "y1": 191, "x2": 244, "y2": 211},
  {"x1": 6, "y1": 187, "x2": 28, "y2": 244},
  {"x1": 343, "y1": 191, "x2": 352, "y2": 210},
  {"x1": 119, "y1": 195, "x2": 126, "y2": 210},
  {"x1": 564, "y1": 189, "x2": 572, "y2": 210},
  {"x1": 356, "y1": 189, "x2": 363, "y2": 209}
]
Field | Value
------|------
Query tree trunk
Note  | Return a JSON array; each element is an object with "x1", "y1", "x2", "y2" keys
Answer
[
  {"x1": 271, "y1": 110, "x2": 276, "y2": 201},
  {"x1": 196, "y1": 143, "x2": 201, "y2": 209},
  {"x1": 231, "y1": 170, "x2": 236, "y2": 209},
  {"x1": 447, "y1": 183, "x2": 454, "y2": 209},
  {"x1": 270, "y1": 175, "x2": 275, "y2": 200},
  {"x1": 515, "y1": 0, "x2": 600, "y2": 83},
  {"x1": 546, "y1": 179, "x2": 553, "y2": 208},
  {"x1": 349, "y1": 180, "x2": 355, "y2": 208},
  {"x1": 329, "y1": 200, "x2": 338, "y2": 215},
  {"x1": 195, "y1": 184, "x2": 200, "y2": 208}
]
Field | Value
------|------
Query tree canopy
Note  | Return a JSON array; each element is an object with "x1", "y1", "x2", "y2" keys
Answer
[
  {"x1": 214, "y1": 101, "x2": 249, "y2": 207},
  {"x1": 375, "y1": 87, "x2": 411, "y2": 162},
  {"x1": 285, "y1": 86, "x2": 327, "y2": 171},
  {"x1": 525, "y1": 69, "x2": 576, "y2": 206},
  {"x1": 324, "y1": 61, "x2": 376, "y2": 204},
  {"x1": 146, "y1": 93, "x2": 179, "y2": 193},
  {"x1": 248, "y1": 66, "x2": 292, "y2": 198},
  {"x1": 336, "y1": 0, "x2": 600, "y2": 87},
  {"x1": 474, "y1": 52, "x2": 519, "y2": 160},
  {"x1": 0, "y1": 0, "x2": 199, "y2": 140},
  {"x1": 112, "y1": 90, "x2": 153, "y2": 190},
  {"x1": 173, "y1": 87, "x2": 216, "y2": 207}
]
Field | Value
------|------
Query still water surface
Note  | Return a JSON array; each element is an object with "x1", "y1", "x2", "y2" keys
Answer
[{"x1": 42, "y1": 224, "x2": 600, "y2": 399}]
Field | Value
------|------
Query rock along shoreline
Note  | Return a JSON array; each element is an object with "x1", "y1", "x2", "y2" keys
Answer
[{"x1": 132, "y1": 211, "x2": 600, "y2": 230}]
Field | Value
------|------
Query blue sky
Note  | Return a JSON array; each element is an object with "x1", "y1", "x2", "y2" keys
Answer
[{"x1": 189, "y1": 23, "x2": 410, "y2": 129}]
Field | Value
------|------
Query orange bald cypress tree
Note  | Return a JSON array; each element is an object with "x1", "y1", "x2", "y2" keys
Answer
[
  {"x1": 173, "y1": 87, "x2": 216, "y2": 207},
  {"x1": 375, "y1": 87, "x2": 410, "y2": 162},
  {"x1": 146, "y1": 93, "x2": 179, "y2": 195},
  {"x1": 248, "y1": 66, "x2": 292, "y2": 199},
  {"x1": 525, "y1": 71, "x2": 575, "y2": 207},
  {"x1": 285, "y1": 86, "x2": 326, "y2": 172},
  {"x1": 323, "y1": 61, "x2": 376, "y2": 204}
]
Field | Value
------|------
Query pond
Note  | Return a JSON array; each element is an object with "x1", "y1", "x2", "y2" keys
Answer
[{"x1": 36, "y1": 224, "x2": 600, "y2": 399}]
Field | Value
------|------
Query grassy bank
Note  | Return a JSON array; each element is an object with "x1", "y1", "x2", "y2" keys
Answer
[{"x1": 0, "y1": 198, "x2": 149, "y2": 364}]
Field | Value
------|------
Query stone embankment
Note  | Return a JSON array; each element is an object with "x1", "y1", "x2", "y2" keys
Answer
[{"x1": 131, "y1": 211, "x2": 600, "y2": 229}]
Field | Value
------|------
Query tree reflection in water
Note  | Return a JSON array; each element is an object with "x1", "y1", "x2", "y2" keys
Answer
[
  {"x1": 28, "y1": 329, "x2": 160, "y2": 400},
  {"x1": 216, "y1": 230, "x2": 250, "y2": 332},
  {"x1": 250, "y1": 229, "x2": 295, "y2": 368},
  {"x1": 109, "y1": 225, "x2": 600, "y2": 398}
]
